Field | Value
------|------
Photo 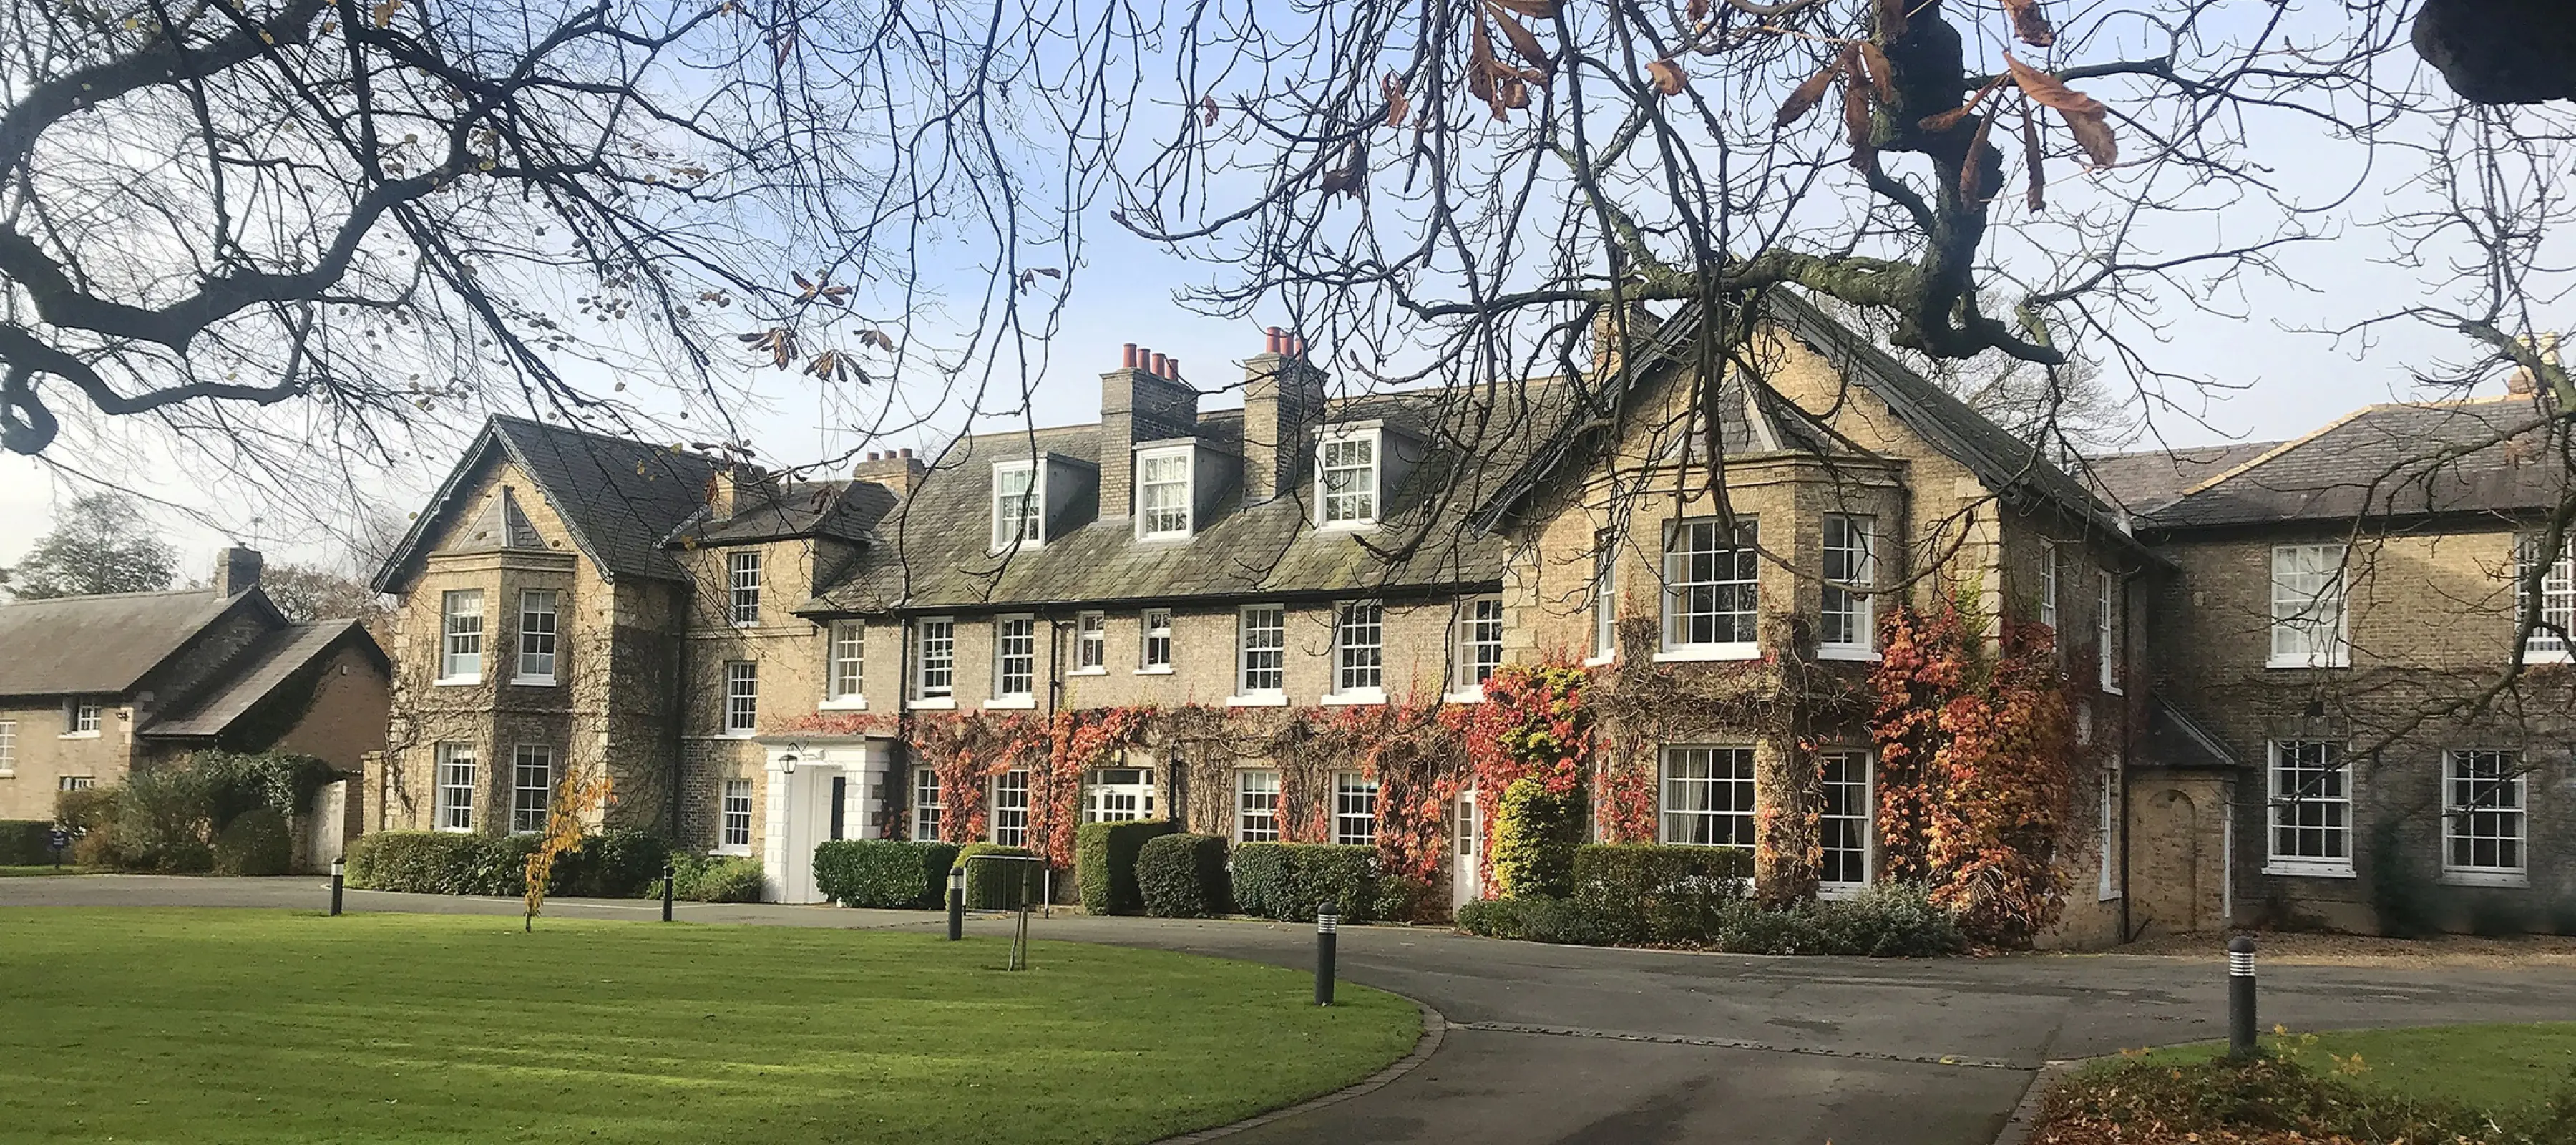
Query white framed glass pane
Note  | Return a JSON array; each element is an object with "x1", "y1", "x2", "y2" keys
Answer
[
  {"x1": 2269, "y1": 545, "x2": 2348, "y2": 666},
  {"x1": 510, "y1": 744, "x2": 553, "y2": 834},
  {"x1": 1138, "y1": 451, "x2": 1193, "y2": 537},
  {"x1": 1659, "y1": 746, "x2": 1755, "y2": 847},
  {"x1": 1335, "y1": 602, "x2": 1383, "y2": 693},
  {"x1": 1455, "y1": 597, "x2": 1505, "y2": 688},
  {"x1": 435, "y1": 743, "x2": 477, "y2": 832},
  {"x1": 1236, "y1": 770, "x2": 1281, "y2": 842},
  {"x1": 992, "y1": 770, "x2": 1031, "y2": 846},
  {"x1": 1818, "y1": 751, "x2": 1870, "y2": 887},
  {"x1": 1594, "y1": 530, "x2": 1619, "y2": 658},
  {"x1": 2517, "y1": 536, "x2": 2574, "y2": 657},
  {"x1": 724, "y1": 661, "x2": 758, "y2": 732},
  {"x1": 992, "y1": 463, "x2": 1040, "y2": 547},
  {"x1": 996, "y1": 617, "x2": 1037, "y2": 697},
  {"x1": 1076, "y1": 613, "x2": 1106, "y2": 670},
  {"x1": 1332, "y1": 772, "x2": 1378, "y2": 846},
  {"x1": 722, "y1": 779, "x2": 754, "y2": 849},
  {"x1": 2445, "y1": 750, "x2": 2526, "y2": 874},
  {"x1": 728, "y1": 551, "x2": 762, "y2": 625},
  {"x1": 1821, "y1": 516, "x2": 1874, "y2": 648},
  {"x1": 1662, "y1": 519, "x2": 1759, "y2": 648},
  {"x1": 441, "y1": 590, "x2": 484, "y2": 679},
  {"x1": 2267, "y1": 740, "x2": 2350, "y2": 862},
  {"x1": 912, "y1": 768, "x2": 944, "y2": 841},
  {"x1": 1141, "y1": 608, "x2": 1173, "y2": 668},
  {"x1": 828, "y1": 621, "x2": 864, "y2": 698},
  {"x1": 917, "y1": 619, "x2": 955, "y2": 696},
  {"x1": 1320, "y1": 435, "x2": 1377, "y2": 523},
  {"x1": 1239, "y1": 605, "x2": 1285, "y2": 693},
  {"x1": 517, "y1": 590, "x2": 557, "y2": 678}
]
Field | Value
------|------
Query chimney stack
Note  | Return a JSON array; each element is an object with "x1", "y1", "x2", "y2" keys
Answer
[
  {"x1": 1100, "y1": 344, "x2": 1201, "y2": 520},
  {"x1": 213, "y1": 547, "x2": 263, "y2": 598},
  {"x1": 852, "y1": 448, "x2": 927, "y2": 496},
  {"x1": 706, "y1": 463, "x2": 771, "y2": 520},
  {"x1": 1244, "y1": 327, "x2": 1326, "y2": 503}
]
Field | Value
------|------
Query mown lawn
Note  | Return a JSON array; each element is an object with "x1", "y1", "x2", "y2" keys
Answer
[
  {"x1": 0, "y1": 908, "x2": 1419, "y2": 1144},
  {"x1": 2141, "y1": 1023, "x2": 2576, "y2": 1112},
  {"x1": 0, "y1": 865, "x2": 89, "y2": 877}
]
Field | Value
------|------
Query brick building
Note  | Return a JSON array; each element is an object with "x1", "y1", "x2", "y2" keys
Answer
[{"x1": 0, "y1": 548, "x2": 389, "y2": 827}]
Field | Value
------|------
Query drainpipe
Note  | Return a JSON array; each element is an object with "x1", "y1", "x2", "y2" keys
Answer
[
  {"x1": 895, "y1": 614, "x2": 913, "y2": 839},
  {"x1": 2119, "y1": 565, "x2": 2139, "y2": 942}
]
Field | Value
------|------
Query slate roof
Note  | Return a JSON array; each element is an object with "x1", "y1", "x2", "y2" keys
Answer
[
  {"x1": 2083, "y1": 442, "x2": 2283, "y2": 514},
  {"x1": 668, "y1": 479, "x2": 897, "y2": 547},
  {"x1": 2141, "y1": 396, "x2": 2568, "y2": 529},
  {"x1": 2145, "y1": 698, "x2": 2240, "y2": 771},
  {"x1": 142, "y1": 620, "x2": 382, "y2": 739},
  {"x1": 0, "y1": 588, "x2": 272, "y2": 698},
  {"x1": 374, "y1": 415, "x2": 727, "y2": 590},
  {"x1": 806, "y1": 384, "x2": 1577, "y2": 613}
]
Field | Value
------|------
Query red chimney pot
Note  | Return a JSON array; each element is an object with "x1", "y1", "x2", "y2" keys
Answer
[
  {"x1": 1151, "y1": 351, "x2": 1169, "y2": 377},
  {"x1": 1265, "y1": 326, "x2": 1282, "y2": 354},
  {"x1": 899, "y1": 447, "x2": 913, "y2": 459},
  {"x1": 1122, "y1": 343, "x2": 1138, "y2": 369},
  {"x1": 1168, "y1": 357, "x2": 1180, "y2": 381}
]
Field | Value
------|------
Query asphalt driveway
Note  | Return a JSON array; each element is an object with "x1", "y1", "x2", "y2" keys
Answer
[{"x1": 8, "y1": 874, "x2": 2575, "y2": 1144}]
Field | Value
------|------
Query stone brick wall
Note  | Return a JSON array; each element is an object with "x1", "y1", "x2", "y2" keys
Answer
[{"x1": 0, "y1": 699, "x2": 134, "y2": 821}]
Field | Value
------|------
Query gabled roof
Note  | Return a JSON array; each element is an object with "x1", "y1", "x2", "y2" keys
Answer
[
  {"x1": 2145, "y1": 697, "x2": 2240, "y2": 771},
  {"x1": 374, "y1": 416, "x2": 727, "y2": 590},
  {"x1": 2141, "y1": 396, "x2": 2567, "y2": 529},
  {"x1": 0, "y1": 588, "x2": 280, "y2": 698},
  {"x1": 2083, "y1": 442, "x2": 2284, "y2": 514},
  {"x1": 804, "y1": 385, "x2": 1572, "y2": 613},
  {"x1": 668, "y1": 479, "x2": 898, "y2": 548},
  {"x1": 142, "y1": 620, "x2": 386, "y2": 739}
]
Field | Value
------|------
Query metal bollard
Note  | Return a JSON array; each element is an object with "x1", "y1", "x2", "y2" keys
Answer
[
  {"x1": 946, "y1": 866, "x2": 966, "y2": 941},
  {"x1": 1315, "y1": 902, "x2": 1339, "y2": 1006},
  {"x1": 2227, "y1": 935, "x2": 2258, "y2": 1058},
  {"x1": 329, "y1": 855, "x2": 345, "y2": 917},
  {"x1": 661, "y1": 861, "x2": 676, "y2": 922}
]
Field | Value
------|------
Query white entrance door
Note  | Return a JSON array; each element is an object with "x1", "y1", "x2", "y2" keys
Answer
[
  {"x1": 774, "y1": 765, "x2": 841, "y2": 904},
  {"x1": 1452, "y1": 787, "x2": 1480, "y2": 910}
]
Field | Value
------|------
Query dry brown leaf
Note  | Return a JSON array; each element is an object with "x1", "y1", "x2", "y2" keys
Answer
[
  {"x1": 2001, "y1": 0, "x2": 2056, "y2": 47},
  {"x1": 1487, "y1": 0, "x2": 1561, "y2": 16},
  {"x1": 1382, "y1": 72, "x2": 1410, "y2": 130},
  {"x1": 1840, "y1": 45, "x2": 1871, "y2": 148},
  {"x1": 1201, "y1": 94, "x2": 1219, "y2": 127},
  {"x1": 1468, "y1": 18, "x2": 1500, "y2": 113},
  {"x1": 1918, "y1": 74, "x2": 2006, "y2": 132},
  {"x1": 1647, "y1": 57, "x2": 1687, "y2": 97},
  {"x1": 1960, "y1": 108, "x2": 1996, "y2": 202},
  {"x1": 1776, "y1": 59, "x2": 1840, "y2": 128},
  {"x1": 2004, "y1": 53, "x2": 2115, "y2": 167},
  {"x1": 1488, "y1": 4, "x2": 1555, "y2": 77},
  {"x1": 1687, "y1": 0, "x2": 1710, "y2": 23},
  {"x1": 2021, "y1": 108, "x2": 2046, "y2": 211},
  {"x1": 1860, "y1": 42, "x2": 1896, "y2": 104}
]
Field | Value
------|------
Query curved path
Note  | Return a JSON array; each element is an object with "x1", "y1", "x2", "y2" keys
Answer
[{"x1": 9, "y1": 875, "x2": 2575, "y2": 1144}]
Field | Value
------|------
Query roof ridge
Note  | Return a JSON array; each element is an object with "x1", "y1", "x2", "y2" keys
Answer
[
  {"x1": 0, "y1": 586, "x2": 218, "y2": 606},
  {"x1": 2168, "y1": 405, "x2": 2379, "y2": 502},
  {"x1": 2089, "y1": 440, "x2": 2282, "y2": 462}
]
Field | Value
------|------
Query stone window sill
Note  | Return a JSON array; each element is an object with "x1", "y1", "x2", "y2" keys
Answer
[
  {"x1": 1069, "y1": 668, "x2": 1108, "y2": 677},
  {"x1": 509, "y1": 676, "x2": 557, "y2": 688},
  {"x1": 432, "y1": 676, "x2": 482, "y2": 688},
  {"x1": 2442, "y1": 870, "x2": 2529, "y2": 889},
  {"x1": 816, "y1": 697, "x2": 869, "y2": 712},
  {"x1": 1226, "y1": 693, "x2": 1288, "y2": 708},
  {"x1": 1133, "y1": 666, "x2": 1176, "y2": 676},
  {"x1": 1816, "y1": 646, "x2": 1881, "y2": 663},
  {"x1": 1653, "y1": 644, "x2": 1760, "y2": 663},
  {"x1": 983, "y1": 697, "x2": 1037, "y2": 710},
  {"x1": 58, "y1": 731, "x2": 100, "y2": 740},
  {"x1": 1319, "y1": 691, "x2": 1385, "y2": 706},
  {"x1": 908, "y1": 696, "x2": 957, "y2": 711},
  {"x1": 2261, "y1": 862, "x2": 2355, "y2": 880}
]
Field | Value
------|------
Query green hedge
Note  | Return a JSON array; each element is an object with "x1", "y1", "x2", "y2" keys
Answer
[
  {"x1": 212, "y1": 808, "x2": 291, "y2": 876},
  {"x1": 1231, "y1": 842, "x2": 1378, "y2": 923},
  {"x1": 1570, "y1": 842, "x2": 1753, "y2": 943},
  {"x1": 954, "y1": 843, "x2": 1041, "y2": 909},
  {"x1": 1458, "y1": 882, "x2": 1965, "y2": 956},
  {"x1": 0, "y1": 820, "x2": 52, "y2": 865},
  {"x1": 343, "y1": 829, "x2": 672, "y2": 897},
  {"x1": 1076, "y1": 819, "x2": 1175, "y2": 915},
  {"x1": 814, "y1": 839, "x2": 961, "y2": 908},
  {"x1": 670, "y1": 854, "x2": 767, "y2": 902},
  {"x1": 1490, "y1": 777, "x2": 1582, "y2": 898},
  {"x1": 1136, "y1": 834, "x2": 1229, "y2": 917}
]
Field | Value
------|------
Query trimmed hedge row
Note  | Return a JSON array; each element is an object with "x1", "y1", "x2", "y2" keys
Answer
[
  {"x1": 954, "y1": 843, "x2": 1041, "y2": 908},
  {"x1": 1569, "y1": 842, "x2": 1754, "y2": 943},
  {"x1": 1075, "y1": 819, "x2": 1175, "y2": 915},
  {"x1": 1137, "y1": 834, "x2": 1230, "y2": 917},
  {"x1": 344, "y1": 829, "x2": 673, "y2": 897},
  {"x1": 814, "y1": 839, "x2": 962, "y2": 908},
  {"x1": 0, "y1": 820, "x2": 53, "y2": 865},
  {"x1": 1231, "y1": 842, "x2": 1378, "y2": 922},
  {"x1": 1458, "y1": 882, "x2": 1966, "y2": 956},
  {"x1": 669, "y1": 854, "x2": 767, "y2": 902}
]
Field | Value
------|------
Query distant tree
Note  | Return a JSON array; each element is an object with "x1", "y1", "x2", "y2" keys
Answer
[
  {"x1": 6, "y1": 492, "x2": 177, "y2": 598},
  {"x1": 259, "y1": 562, "x2": 390, "y2": 625}
]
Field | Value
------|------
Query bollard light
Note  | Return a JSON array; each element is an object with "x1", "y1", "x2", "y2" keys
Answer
[
  {"x1": 661, "y1": 860, "x2": 677, "y2": 922},
  {"x1": 328, "y1": 855, "x2": 346, "y2": 917},
  {"x1": 1314, "y1": 901, "x2": 1340, "y2": 1007},
  {"x1": 2226, "y1": 934, "x2": 2258, "y2": 1058},
  {"x1": 946, "y1": 865, "x2": 967, "y2": 942}
]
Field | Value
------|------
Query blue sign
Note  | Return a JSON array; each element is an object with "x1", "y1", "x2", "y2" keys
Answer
[{"x1": 47, "y1": 829, "x2": 68, "y2": 850}]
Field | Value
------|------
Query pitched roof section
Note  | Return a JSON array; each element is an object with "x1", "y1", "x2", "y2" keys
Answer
[
  {"x1": 0, "y1": 588, "x2": 270, "y2": 698},
  {"x1": 2083, "y1": 442, "x2": 2284, "y2": 513},
  {"x1": 667, "y1": 479, "x2": 897, "y2": 547},
  {"x1": 2143, "y1": 396, "x2": 2567, "y2": 529},
  {"x1": 374, "y1": 416, "x2": 727, "y2": 590},
  {"x1": 142, "y1": 620, "x2": 384, "y2": 739},
  {"x1": 806, "y1": 385, "x2": 1572, "y2": 613}
]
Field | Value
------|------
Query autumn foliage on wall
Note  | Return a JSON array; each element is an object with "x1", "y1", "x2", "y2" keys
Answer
[{"x1": 1870, "y1": 600, "x2": 2077, "y2": 947}]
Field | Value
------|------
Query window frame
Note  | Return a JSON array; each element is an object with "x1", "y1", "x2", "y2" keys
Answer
[
  {"x1": 1330, "y1": 600, "x2": 1386, "y2": 702},
  {"x1": 2442, "y1": 749, "x2": 2528, "y2": 887},
  {"x1": 64, "y1": 699, "x2": 100, "y2": 737},
  {"x1": 1236, "y1": 769, "x2": 1282, "y2": 843},
  {"x1": 1659, "y1": 745, "x2": 1757, "y2": 849},
  {"x1": 1658, "y1": 517, "x2": 1761, "y2": 661},
  {"x1": 1082, "y1": 766, "x2": 1158, "y2": 823},
  {"x1": 1134, "y1": 445, "x2": 1195, "y2": 540},
  {"x1": 0, "y1": 720, "x2": 16, "y2": 776},
  {"x1": 727, "y1": 550, "x2": 763, "y2": 627},
  {"x1": 1317, "y1": 428, "x2": 1380, "y2": 527},
  {"x1": 1450, "y1": 595, "x2": 1506, "y2": 697},
  {"x1": 2514, "y1": 535, "x2": 2574, "y2": 664},
  {"x1": 990, "y1": 769, "x2": 1032, "y2": 846},
  {"x1": 1589, "y1": 529, "x2": 1619, "y2": 665},
  {"x1": 1073, "y1": 612, "x2": 1107, "y2": 674},
  {"x1": 824, "y1": 620, "x2": 866, "y2": 705},
  {"x1": 913, "y1": 617, "x2": 956, "y2": 703},
  {"x1": 2097, "y1": 569, "x2": 2122, "y2": 694},
  {"x1": 2097, "y1": 756, "x2": 2123, "y2": 902},
  {"x1": 989, "y1": 615, "x2": 1038, "y2": 706},
  {"x1": 2265, "y1": 739, "x2": 2353, "y2": 877},
  {"x1": 719, "y1": 777, "x2": 755, "y2": 855},
  {"x1": 434, "y1": 742, "x2": 477, "y2": 833},
  {"x1": 1332, "y1": 771, "x2": 1378, "y2": 847},
  {"x1": 1137, "y1": 607, "x2": 1174, "y2": 673},
  {"x1": 2268, "y1": 543, "x2": 2351, "y2": 669},
  {"x1": 439, "y1": 588, "x2": 484, "y2": 683},
  {"x1": 1819, "y1": 515, "x2": 1878, "y2": 660},
  {"x1": 514, "y1": 588, "x2": 559, "y2": 684},
  {"x1": 1235, "y1": 604, "x2": 1287, "y2": 701},
  {"x1": 990, "y1": 459, "x2": 1043, "y2": 550},
  {"x1": 722, "y1": 660, "x2": 758, "y2": 736},
  {"x1": 510, "y1": 744, "x2": 554, "y2": 834},
  {"x1": 912, "y1": 767, "x2": 944, "y2": 842},
  {"x1": 1818, "y1": 749, "x2": 1873, "y2": 897}
]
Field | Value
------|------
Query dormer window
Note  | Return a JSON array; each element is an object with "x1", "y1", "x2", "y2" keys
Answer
[
  {"x1": 1136, "y1": 446, "x2": 1194, "y2": 540},
  {"x1": 992, "y1": 460, "x2": 1041, "y2": 550},
  {"x1": 1318, "y1": 430, "x2": 1378, "y2": 526}
]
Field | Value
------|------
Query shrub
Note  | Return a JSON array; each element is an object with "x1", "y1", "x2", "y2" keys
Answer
[
  {"x1": 344, "y1": 831, "x2": 489, "y2": 894},
  {"x1": 555, "y1": 829, "x2": 673, "y2": 898},
  {"x1": 1455, "y1": 895, "x2": 1619, "y2": 945},
  {"x1": 1136, "y1": 834, "x2": 1229, "y2": 918},
  {"x1": 954, "y1": 843, "x2": 1041, "y2": 908},
  {"x1": 212, "y1": 809, "x2": 292, "y2": 876},
  {"x1": 2040, "y1": 1052, "x2": 2576, "y2": 1144},
  {"x1": 1490, "y1": 776, "x2": 1582, "y2": 898},
  {"x1": 0, "y1": 820, "x2": 52, "y2": 865},
  {"x1": 189, "y1": 751, "x2": 339, "y2": 829},
  {"x1": 1458, "y1": 882, "x2": 1964, "y2": 957},
  {"x1": 55, "y1": 786, "x2": 117, "y2": 834},
  {"x1": 1075, "y1": 819, "x2": 1175, "y2": 915},
  {"x1": 1801, "y1": 884, "x2": 1967, "y2": 957},
  {"x1": 343, "y1": 829, "x2": 675, "y2": 897},
  {"x1": 1375, "y1": 874, "x2": 1433, "y2": 924},
  {"x1": 1573, "y1": 843, "x2": 1752, "y2": 943},
  {"x1": 2367, "y1": 819, "x2": 2441, "y2": 938},
  {"x1": 107, "y1": 766, "x2": 218, "y2": 872},
  {"x1": 1229, "y1": 843, "x2": 1377, "y2": 922},
  {"x1": 814, "y1": 839, "x2": 960, "y2": 908},
  {"x1": 670, "y1": 854, "x2": 767, "y2": 902}
]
